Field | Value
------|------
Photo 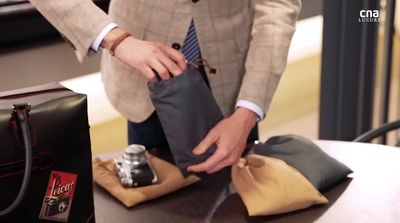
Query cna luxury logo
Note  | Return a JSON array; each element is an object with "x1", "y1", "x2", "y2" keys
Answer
[{"x1": 359, "y1": 9, "x2": 380, "y2": 22}]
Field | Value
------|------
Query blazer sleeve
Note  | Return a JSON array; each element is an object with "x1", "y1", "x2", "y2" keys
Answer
[
  {"x1": 29, "y1": 0, "x2": 113, "y2": 61},
  {"x1": 237, "y1": 0, "x2": 301, "y2": 113}
]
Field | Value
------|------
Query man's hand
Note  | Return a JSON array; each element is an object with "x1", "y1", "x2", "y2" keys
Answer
[
  {"x1": 187, "y1": 107, "x2": 258, "y2": 174},
  {"x1": 102, "y1": 28, "x2": 187, "y2": 82}
]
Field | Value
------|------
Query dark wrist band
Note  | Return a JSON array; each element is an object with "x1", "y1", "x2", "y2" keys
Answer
[{"x1": 110, "y1": 32, "x2": 131, "y2": 56}]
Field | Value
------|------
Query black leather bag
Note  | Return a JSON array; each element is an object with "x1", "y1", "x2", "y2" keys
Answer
[
  {"x1": 0, "y1": 83, "x2": 95, "y2": 222},
  {"x1": 148, "y1": 65, "x2": 224, "y2": 177}
]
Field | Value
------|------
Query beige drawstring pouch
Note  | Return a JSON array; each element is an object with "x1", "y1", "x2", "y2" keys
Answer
[{"x1": 232, "y1": 154, "x2": 328, "y2": 216}]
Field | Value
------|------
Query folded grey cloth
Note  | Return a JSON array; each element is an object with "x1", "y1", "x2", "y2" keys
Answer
[
  {"x1": 253, "y1": 135, "x2": 352, "y2": 191},
  {"x1": 148, "y1": 65, "x2": 223, "y2": 177}
]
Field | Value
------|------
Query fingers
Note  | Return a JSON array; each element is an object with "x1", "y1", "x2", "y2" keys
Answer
[
  {"x1": 114, "y1": 38, "x2": 187, "y2": 81},
  {"x1": 188, "y1": 149, "x2": 240, "y2": 174},
  {"x1": 157, "y1": 51, "x2": 183, "y2": 76},
  {"x1": 192, "y1": 129, "x2": 218, "y2": 155},
  {"x1": 147, "y1": 43, "x2": 187, "y2": 79},
  {"x1": 159, "y1": 44, "x2": 187, "y2": 72},
  {"x1": 149, "y1": 59, "x2": 170, "y2": 80},
  {"x1": 207, "y1": 151, "x2": 241, "y2": 174},
  {"x1": 187, "y1": 149, "x2": 227, "y2": 173},
  {"x1": 138, "y1": 66, "x2": 157, "y2": 82},
  {"x1": 207, "y1": 161, "x2": 230, "y2": 174}
]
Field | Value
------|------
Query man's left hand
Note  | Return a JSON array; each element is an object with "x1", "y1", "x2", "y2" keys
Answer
[{"x1": 187, "y1": 107, "x2": 258, "y2": 174}]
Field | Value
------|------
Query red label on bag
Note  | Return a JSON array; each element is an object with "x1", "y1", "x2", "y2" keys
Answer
[{"x1": 39, "y1": 171, "x2": 77, "y2": 222}]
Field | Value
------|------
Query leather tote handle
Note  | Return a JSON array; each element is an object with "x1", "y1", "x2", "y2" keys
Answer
[{"x1": 0, "y1": 103, "x2": 33, "y2": 216}]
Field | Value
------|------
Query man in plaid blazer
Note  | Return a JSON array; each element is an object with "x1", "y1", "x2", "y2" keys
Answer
[{"x1": 30, "y1": 0, "x2": 301, "y2": 174}]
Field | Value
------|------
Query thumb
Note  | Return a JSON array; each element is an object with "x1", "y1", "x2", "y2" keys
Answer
[{"x1": 193, "y1": 129, "x2": 218, "y2": 155}]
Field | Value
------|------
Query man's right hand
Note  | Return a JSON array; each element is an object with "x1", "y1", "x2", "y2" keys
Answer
[{"x1": 102, "y1": 28, "x2": 187, "y2": 82}]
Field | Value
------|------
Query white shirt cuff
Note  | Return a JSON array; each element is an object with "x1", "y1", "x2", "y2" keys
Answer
[
  {"x1": 90, "y1": 22, "x2": 119, "y2": 52},
  {"x1": 236, "y1": 100, "x2": 265, "y2": 120}
]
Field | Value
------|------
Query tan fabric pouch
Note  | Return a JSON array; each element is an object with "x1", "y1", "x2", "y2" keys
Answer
[
  {"x1": 232, "y1": 154, "x2": 328, "y2": 216},
  {"x1": 93, "y1": 152, "x2": 200, "y2": 207}
]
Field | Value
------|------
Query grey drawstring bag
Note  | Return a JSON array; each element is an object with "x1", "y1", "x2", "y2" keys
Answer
[
  {"x1": 253, "y1": 134, "x2": 352, "y2": 192},
  {"x1": 148, "y1": 65, "x2": 223, "y2": 177}
]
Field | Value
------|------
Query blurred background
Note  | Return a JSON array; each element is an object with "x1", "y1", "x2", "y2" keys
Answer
[{"x1": 1, "y1": 0, "x2": 398, "y2": 154}]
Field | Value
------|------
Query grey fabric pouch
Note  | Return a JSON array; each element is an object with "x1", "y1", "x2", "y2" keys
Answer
[
  {"x1": 148, "y1": 65, "x2": 223, "y2": 177},
  {"x1": 253, "y1": 134, "x2": 352, "y2": 192}
]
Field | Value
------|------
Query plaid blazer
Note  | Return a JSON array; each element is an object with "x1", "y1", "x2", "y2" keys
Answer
[{"x1": 30, "y1": 0, "x2": 301, "y2": 122}]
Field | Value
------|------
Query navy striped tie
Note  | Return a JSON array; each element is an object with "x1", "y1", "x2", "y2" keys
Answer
[{"x1": 182, "y1": 20, "x2": 201, "y2": 63}]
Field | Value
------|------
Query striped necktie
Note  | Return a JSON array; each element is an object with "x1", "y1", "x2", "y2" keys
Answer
[{"x1": 182, "y1": 19, "x2": 201, "y2": 63}]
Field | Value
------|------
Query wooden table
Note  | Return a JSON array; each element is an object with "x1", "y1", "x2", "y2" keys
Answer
[{"x1": 94, "y1": 141, "x2": 400, "y2": 223}]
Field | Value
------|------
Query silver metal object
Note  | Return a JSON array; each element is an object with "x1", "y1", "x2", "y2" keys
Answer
[{"x1": 115, "y1": 144, "x2": 158, "y2": 187}]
